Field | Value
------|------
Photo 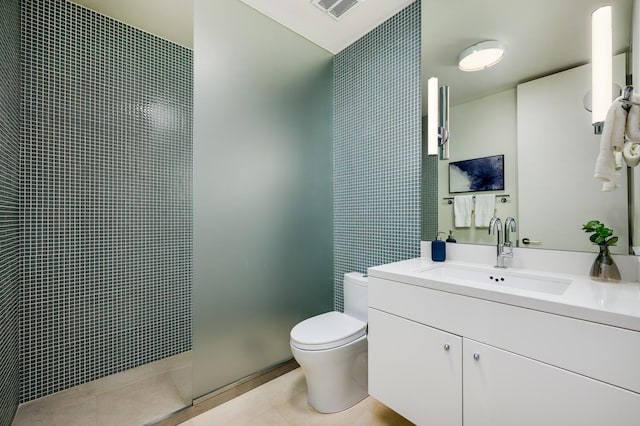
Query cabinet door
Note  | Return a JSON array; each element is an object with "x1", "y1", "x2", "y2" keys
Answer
[
  {"x1": 463, "y1": 339, "x2": 640, "y2": 426},
  {"x1": 368, "y1": 308, "x2": 462, "y2": 426}
]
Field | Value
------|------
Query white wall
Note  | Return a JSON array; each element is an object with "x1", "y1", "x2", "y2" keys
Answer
[
  {"x1": 440, "y1": 54, "x2": 631, "y2": 254},
  {"x1": 438, "y1": 89, "x2": 518, "y2": 245},
  {"x1": 517, "y1": 54, "x2": 628, "y2": 254}
]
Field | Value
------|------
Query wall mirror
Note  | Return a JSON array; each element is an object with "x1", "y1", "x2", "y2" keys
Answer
[{"x1": 422, "y1": 0, "x2": 638, "y2": 255}]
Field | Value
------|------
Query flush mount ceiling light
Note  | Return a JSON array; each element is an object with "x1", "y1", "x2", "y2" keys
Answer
[
  {"x1": 311, "y1": 0, "x2": 365, "y2": 20},
  {"x1": 458, "y1": 41, "x2": 505, "y2": 72}
]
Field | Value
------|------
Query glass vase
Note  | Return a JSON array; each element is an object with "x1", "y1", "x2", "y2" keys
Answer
[{"x1": 590, "y1": 244, "x2": 621, "y2": 282}]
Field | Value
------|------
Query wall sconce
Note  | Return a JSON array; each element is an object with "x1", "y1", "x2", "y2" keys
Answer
[
  {"x1": 592, "y1": 5, "x2": 613, "y2": 134},
  {"x1": 427, "y1": 77, "x2": 439, "y2": 156},
  {"x1": 439, "y1": 86, "x2": 450, "y2": 160},
  {"x1": 427, "y1": 77, "x2": 450, "y2": 158}
]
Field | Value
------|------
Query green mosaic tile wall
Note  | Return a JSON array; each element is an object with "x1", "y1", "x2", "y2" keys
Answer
[
  {"x1": 0, "y1": 0, "x2": 21, "y2": 423},
  {"x1": 20, "y1": 0, "x2": 193, "y2": 402},
  {"x1": 333, "y1": 1, "x2": 422, "y2": 310}
]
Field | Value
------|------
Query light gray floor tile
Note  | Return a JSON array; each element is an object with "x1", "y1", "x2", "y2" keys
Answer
[{"x1": 14, "y1": 357, "x2": 412, "y2": 426}]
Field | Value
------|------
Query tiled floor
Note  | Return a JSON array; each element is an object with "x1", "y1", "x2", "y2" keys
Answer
[
  {"x1": 12, "y1": 354, "x2": 413, "y2": 426},
  {"x1": 180, "y1": 368, "x2": 414, "y2": 426},
  {"x1": 12, "y1": 351, "x2": 192, "y2": 426}
]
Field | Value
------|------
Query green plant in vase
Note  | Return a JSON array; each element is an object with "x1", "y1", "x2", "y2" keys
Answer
[
  {"x1": 582, "y1": 220, "x2": 618, "y2": 247},
  {"x1": 581, "y1": 220, "x2": 621, "y2": 281}
]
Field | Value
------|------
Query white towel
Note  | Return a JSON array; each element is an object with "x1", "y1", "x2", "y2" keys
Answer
[
  {"x1": 594, "y1": 97, "x2": 626, "y2": 191},
  {"x1": 453, "y1": 195, "x2": 473, "y2": 227},
  {"x1": 474, "y1": 194, "x2": 495, "y2": 227},
  {"x1": 614, "y1": 151, "x2": 623, "y2": 170},
  {"x1": 601, "y1": 179, "x2": 619, "y2": 191},
  {"x1": 624, "y1": 93, "x2": 640, "y2": 142},
  {"x1": 623, "y1": 141, "x2": 640, "y2": 167},
  {"x1": 602, "y1": 151, "x2": 624, "y2": 191}
]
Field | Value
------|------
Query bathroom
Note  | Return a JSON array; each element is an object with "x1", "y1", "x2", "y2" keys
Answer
[{"x1": 1, "y1": 0, "x2": 639, "y2": 425}]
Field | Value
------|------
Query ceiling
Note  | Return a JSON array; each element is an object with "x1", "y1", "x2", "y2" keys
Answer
[
  {"x1": 68, "y1": 0, "x2": 415, "y2": 53},
  {"x1": 69, "y1": 0, "x2": 633, "y2": 108},
  {"x1": 424, "y1": 0, "x2": 633, "y2": 107},
  {"x1": 238, "y1": 0, "x2": 415, "y2": 54},
  {"x1": 69, "y1": 0, "x2": 194, "y2": 48}
]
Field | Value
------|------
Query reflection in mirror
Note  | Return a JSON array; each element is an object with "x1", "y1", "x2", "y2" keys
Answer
[{"x1": 421, "y1": 0, "x2": 636, "y2": 255}]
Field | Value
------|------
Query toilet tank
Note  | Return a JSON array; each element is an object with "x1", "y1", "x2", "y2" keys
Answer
[{"x1": 343, "y1": 272, "x2": 368, "y2": 323}]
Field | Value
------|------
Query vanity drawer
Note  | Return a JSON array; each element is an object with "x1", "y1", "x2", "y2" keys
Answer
[{"x1": 369, "y1": 276, "x2": 640, "y2": 394}]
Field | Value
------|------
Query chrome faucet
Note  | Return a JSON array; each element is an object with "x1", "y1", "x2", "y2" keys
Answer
[
  {"x1": 488, "y1": 216, "x2": 504, "y2": 268},
  {"x1": 503, "y1": 217, "x2": 517, "y2": 257},
  {"x1": 489, "y1": 216, "x2": 516, "y2": 269}
]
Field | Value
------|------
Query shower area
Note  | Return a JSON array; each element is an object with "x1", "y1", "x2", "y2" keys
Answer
[
  {"x1": 13, "y1": 0, "x2": 194, "y2": 422},
  {"x1": 2, "y1": 0, "x2": 422, "y2": 423},
  {"x1": 2, "y1": 0, "x2": 334, "y2": 424}
]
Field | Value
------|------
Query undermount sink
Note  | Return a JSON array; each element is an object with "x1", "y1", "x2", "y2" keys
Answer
[{"x1": 419, "y1": 264, "x2": 572, "y2": 295}]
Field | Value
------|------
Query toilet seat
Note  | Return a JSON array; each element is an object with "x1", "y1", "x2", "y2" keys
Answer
[{"x1": 290, "y1": 311, "x2": 366, "y2": 351}]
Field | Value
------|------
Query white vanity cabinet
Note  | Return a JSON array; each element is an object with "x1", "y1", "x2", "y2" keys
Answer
[
  {"x1": 368, "y1": 308, "x2": 462, "y2": 426},
  {"x1": 463, "y1": 339, "x2": 640, "y2": 426},
  {"x1": 367, "y1": 276, "x2": 640, "y2": 426}
]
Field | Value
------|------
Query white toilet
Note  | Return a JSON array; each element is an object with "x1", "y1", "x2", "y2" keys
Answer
[{"x1": 290, "y1": 272, "x2": 368, "y2": 413}]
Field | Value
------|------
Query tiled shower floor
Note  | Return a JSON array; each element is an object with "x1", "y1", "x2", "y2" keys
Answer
[{"x1": 12, "y1": 351, "x2": 192, "y2": 426}]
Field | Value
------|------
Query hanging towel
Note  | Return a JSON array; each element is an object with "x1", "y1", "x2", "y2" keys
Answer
[
  {"x1": 453, "y1": 195, "x2": 473, "y2": 227},
  {"x1": 594, "y1": 96, "x2": 627, "y2": 191},
  {"x1": 614, "y1": 151, "x2": 623, "y2": 170},
  {"x1": 600, "y1": 152, "x2": 624, "y2": 191},
  {"x1": 624, "y1": 93, "x2": 640, "y2": 142},
  {"x1": 474, "y1": 194, "x2": 496, "y2": 227},
  {"x1": 624, "y1": 141, "x2": 640, "y2": 167}
]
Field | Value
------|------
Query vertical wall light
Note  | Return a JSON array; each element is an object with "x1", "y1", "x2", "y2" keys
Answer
[
  {"x1": 427, "y1": 77, "x2": 439, "y2": 155},
  {"x1": 439, "y1": 85, "x2": 450, "y2": 160},
  {"x1": 592, "y1": 5, "x2": 613, "y2": 134}
]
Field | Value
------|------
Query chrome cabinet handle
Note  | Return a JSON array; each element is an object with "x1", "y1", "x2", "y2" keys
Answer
[
  {"x1": 444, "y1": 343, "x2": 450, "y2": 351},
  {"x1": 522, "y1": 237, "x2": 541, "y2": 245},
  {"x1": 473, "y1": 352, "x2": 480, "y2": 361}
]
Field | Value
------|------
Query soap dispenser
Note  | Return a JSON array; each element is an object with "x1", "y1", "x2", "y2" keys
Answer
[
  {"x1": 431, "y1": 232, "x2": 446, "y2": 262},
  {"x1": 446, "y1": 230, "x2": 456, "y2": 243}
]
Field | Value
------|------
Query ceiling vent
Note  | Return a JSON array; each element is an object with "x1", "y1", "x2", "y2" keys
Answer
[{"x1": 311, "y1": 0, "x2": 364, "y2": 20}]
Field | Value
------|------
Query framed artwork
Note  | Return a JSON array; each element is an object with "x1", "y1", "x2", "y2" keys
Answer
[{"x1": 449, "y1": 154, "x2": 504, "y2": 193}]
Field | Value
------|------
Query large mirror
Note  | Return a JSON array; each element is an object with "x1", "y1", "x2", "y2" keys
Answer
[{"x1": 422, "y1": 0, "x2": 638, "y2": 255}]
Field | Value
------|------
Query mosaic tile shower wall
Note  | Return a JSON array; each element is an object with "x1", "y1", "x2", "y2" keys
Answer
[
  {"x1": 21, "y1": 0, "x2": 193, "y2": 402},
  {"x1": 0, "y1": 0, "x2": 21, "y2": 422},
  {"x1": 333, "y1": 1, "x2": 421, "y2": 310}
]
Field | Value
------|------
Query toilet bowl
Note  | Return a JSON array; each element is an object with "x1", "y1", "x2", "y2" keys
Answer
[{"x1": 290, "y1": 272, "x2": 368, "y2": 413}]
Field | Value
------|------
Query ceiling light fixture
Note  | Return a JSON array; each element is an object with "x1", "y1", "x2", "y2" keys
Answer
[{"x1": 458, "y1": 41, "x2": 505, "y2": 72}]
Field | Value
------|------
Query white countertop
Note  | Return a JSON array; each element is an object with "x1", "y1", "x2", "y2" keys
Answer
[{"x1": 368, "y1": 257, "x2": 640, "y2": 332}]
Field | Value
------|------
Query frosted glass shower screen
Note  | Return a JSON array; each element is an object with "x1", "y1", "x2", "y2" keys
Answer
[{"x1": 192, "y1": 0, "x2": 334, "y2": 399}]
